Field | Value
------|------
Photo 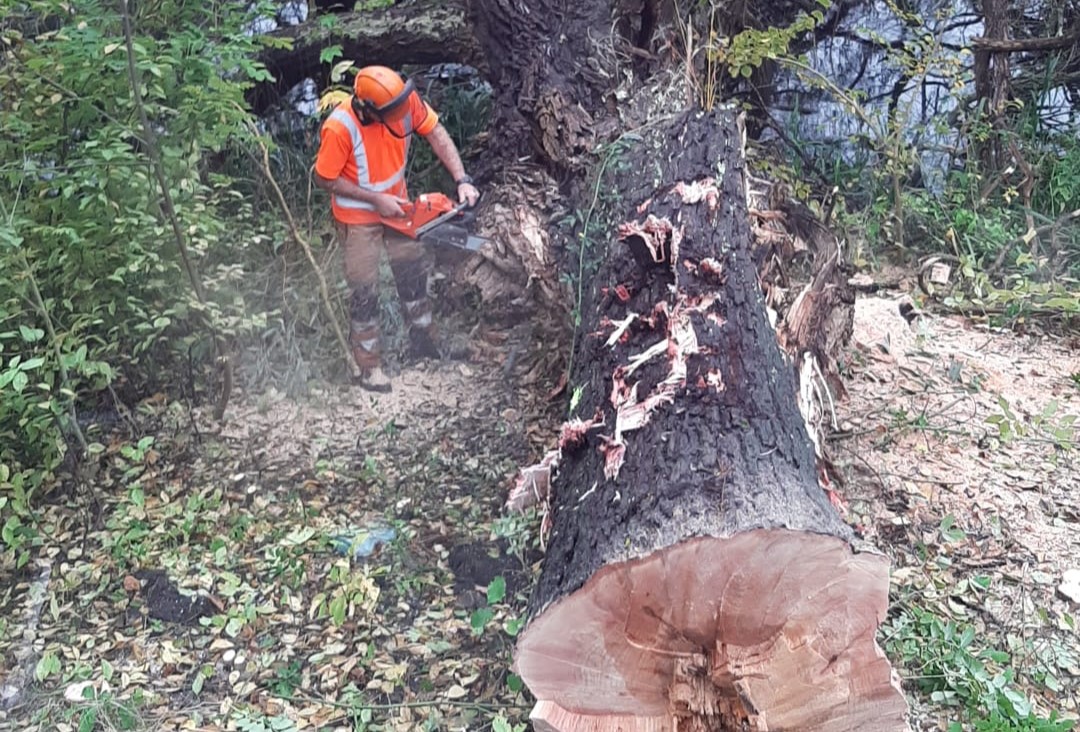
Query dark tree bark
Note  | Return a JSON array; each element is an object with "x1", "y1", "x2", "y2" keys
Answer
[
  {"x1": 973, "y1": 0, "x2": 1013, "y2": 170},
  {"x1": 468, "y1": 0, "x2": 616, "y2": 169},
  {"x1": 512, "y1": 109, "x2": 908, "y2": 732}
]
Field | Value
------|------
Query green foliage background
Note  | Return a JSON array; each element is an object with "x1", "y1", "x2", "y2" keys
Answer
[
  {"x1": 0, "y1": 0, "x2": 279, "y2": 556},
  {"x1": 0, "y1": 0, "x2": 495, "y2": 565}
]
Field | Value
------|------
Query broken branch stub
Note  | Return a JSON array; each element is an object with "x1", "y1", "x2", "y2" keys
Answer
[{"x1": 513, "y1": 110, "x2": 910, "y2": 732}]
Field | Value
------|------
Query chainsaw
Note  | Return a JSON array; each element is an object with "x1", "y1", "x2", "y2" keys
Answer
[{"x1": 381, "y1": 192, "x2": 490, "y2": 252}]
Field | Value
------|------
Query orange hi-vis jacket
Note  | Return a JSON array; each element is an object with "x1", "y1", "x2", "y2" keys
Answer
[{"x1": 315, "y1": 93, "x2": 439, "y2": 225}]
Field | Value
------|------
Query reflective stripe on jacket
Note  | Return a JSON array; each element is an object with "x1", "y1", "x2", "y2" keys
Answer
[{"x1": 322, "y1": 104, "x2": 414, "y2": 224}]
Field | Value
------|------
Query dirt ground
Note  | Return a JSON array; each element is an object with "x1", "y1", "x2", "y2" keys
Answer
[
  {"x1": 842, "y1": 294, "x2": 1080, "y2": 726},
  {"x1": 0, "y1": 290, "x2": 1077, "y2": 731}
]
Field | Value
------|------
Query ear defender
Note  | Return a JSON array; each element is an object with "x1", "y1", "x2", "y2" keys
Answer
[{"x1": 352, "y1": 66, "x2": 416, "y2": 125}]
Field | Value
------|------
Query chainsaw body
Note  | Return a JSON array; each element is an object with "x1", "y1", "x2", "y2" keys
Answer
[{"x1": 381, "y1": 192, "x2": 487, "y2": 252}]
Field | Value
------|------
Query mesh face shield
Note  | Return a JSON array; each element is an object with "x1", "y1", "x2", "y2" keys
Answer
[{"x1": 355, "y1": 78, "x2": 428, "y2": 139}]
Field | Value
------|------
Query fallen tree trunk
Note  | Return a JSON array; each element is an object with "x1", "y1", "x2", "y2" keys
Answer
[
  {"x1": 513, "y1": 109, "x2": 909, "y2": 731},
  {"x1": 250, "y1": 0, "x2": 482, "y2": 114}
]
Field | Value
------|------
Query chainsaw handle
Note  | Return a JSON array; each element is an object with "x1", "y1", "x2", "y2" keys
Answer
[
  {"x1": 455, "y1": 191, "x2": 481, "y2": 225},
  {"x1": 455, "y1": 206, "x2": 477, "y2": 228}
]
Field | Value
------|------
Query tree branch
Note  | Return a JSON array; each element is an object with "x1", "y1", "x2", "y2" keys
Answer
[{"x1": 971, "y1": 32, "x2": 1080, "y2": 53}]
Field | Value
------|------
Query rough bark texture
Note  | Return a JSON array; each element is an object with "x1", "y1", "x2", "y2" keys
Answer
[
  {"x1": 469, "y1": 0, "x2": 620, "y2": 168},
  {"x1": 973, "y1": 0, "x2": 1012, "y2": 170},
  {"x1": 529, "y1": 108, "x2": 851, "y2": 614},
  {"x1": 513, "y1": 109, "x2": 908, "y2": 731}
]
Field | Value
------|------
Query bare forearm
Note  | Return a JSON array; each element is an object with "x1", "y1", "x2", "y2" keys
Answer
[
  {"x1": 313, "y1": 172, "x2": 379, "y2": 203},
  {"x1": 425, "y1": 124, "x2": 466, "y2": 181}
]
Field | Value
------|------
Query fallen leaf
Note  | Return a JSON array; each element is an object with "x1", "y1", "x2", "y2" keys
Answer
[
  {"x1": 63, "y1": 681, "x2": 94, "y2": 702},
  {"x1": 1059, "y1": 569, "x2": 1080, "y2": 604}
]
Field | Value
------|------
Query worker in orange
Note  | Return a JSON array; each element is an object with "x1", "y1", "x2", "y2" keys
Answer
[{"x1": 314, "y1": 65, "x2": 480, "y2": 392}]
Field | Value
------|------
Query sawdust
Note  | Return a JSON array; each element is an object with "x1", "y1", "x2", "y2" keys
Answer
[
  {"x1": 838, "y1": 295, "x2": 1079, "y2": 723},
  {"x1": 843, "y1": 297, "x2": 1078, "y2": 569}
]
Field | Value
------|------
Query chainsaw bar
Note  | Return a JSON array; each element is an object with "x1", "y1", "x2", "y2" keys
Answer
[
  {"x1": 419, "y1": 223, "x2": 490, "y2": 252},
  {"x1": 414, "y1": 202, "x2": 470, "y2": 238}
]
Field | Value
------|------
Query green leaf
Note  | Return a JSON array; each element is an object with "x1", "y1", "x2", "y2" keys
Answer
[
  {"x1": 0, "y1": 227, "x2": 25, "y2": 248},
  {"x1": 34, "y1": 650, "x2": 61, "y2": 682},
  {"x1": 1042, "y1": 297, "x2": 1079, "y2": 311},
  {"x1": 329, "y1": 593, "x2": 347, "y2": 626},
  {"x1": 487, "y1": 576, "x2": 506, "y2": 604},
  {"x1": 319, "y1": 44, "x2": 343, "y2": 64},
  {"x1": 569, "y1": 385, "x2": 583, "y2": 414},
  {"x1": 19, "y1": 325, "x2": 44, "y2": 343},
  {"x1": 78, "y1": 708, "x2": 98, "y2": 732},
  {"x1": 225, "y1": 616, "x2": 245, "y2": 637},
  {"x1": 506, "y1": 673, "x2": 524, "y2": 693},
  {"x1": 270, "y1": 716, "x2": 297, "y2": 731},
  {"x1": 470, "y1": 607, "x2": 494, "y2": 633},
  {"x1": 504, "y1": 617, "x2": 523, "y2": 637},
  {"x1": 19, "y1": 357, "x2": 45, "y2": 371},
  {"x1": 12, "y1": 370, "x2": 28, "y2": 393},
  {"x1": 101, "y1": 658, "x2": 114, "y2": 682}
]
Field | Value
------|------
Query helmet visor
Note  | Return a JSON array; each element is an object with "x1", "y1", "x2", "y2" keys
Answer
[{"x1": 376, "y1": 90, "x2": 428, "y2": 138}]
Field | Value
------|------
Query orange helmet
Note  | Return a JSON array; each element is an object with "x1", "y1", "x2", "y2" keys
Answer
[{"x1": 353, "y1": 66, "x2": 414, "y2": 122}]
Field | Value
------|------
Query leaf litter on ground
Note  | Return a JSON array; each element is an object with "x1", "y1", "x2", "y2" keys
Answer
[
  {"x1": 841, "y1": 296, "x2": 1080, "y2": 726},
  {"x1": 2, "y1": 299, "x2": 1077, "y2": 730},
  {"x1": 0, "y1": 325, "x2": 562, "y2": 731}
]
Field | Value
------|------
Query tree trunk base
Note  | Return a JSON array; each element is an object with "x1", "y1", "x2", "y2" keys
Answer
[
  {"x1": 516, "y1": 530, "x2": 907, "y2": 732},
  {"x1": 531, "y1": 701, "x2": 668, "y2": 732}
]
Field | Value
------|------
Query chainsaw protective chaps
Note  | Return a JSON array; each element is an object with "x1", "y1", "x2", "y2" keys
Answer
[
  {"x1": 348, "y1": 285, "x2": 381, "y2": 369},
  {"x1": 337, "y1": 221, "x2": 435, "y2": 370}
]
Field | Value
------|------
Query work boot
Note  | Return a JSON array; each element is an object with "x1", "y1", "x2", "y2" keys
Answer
[
  {"x1": 350, "y1": 321, "x2": 391, "y2": 392},
  {"x1": 357, "y1": 365, "x2": 392, "y2": 393}
]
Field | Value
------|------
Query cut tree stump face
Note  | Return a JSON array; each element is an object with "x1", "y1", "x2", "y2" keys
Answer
[{"x1": 516, "y1": 530, "x2": 908, "y2": 731}]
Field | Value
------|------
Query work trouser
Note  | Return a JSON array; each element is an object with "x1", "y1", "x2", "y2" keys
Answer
[{"x1": 337, "y1": 222, "x2": 433, "y2": 369}]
